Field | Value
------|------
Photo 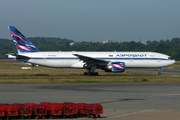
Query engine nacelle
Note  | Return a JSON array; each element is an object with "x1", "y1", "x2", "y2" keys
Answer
[{"x1": 105, "y1": 62, "x2": 125, "y2": 72}]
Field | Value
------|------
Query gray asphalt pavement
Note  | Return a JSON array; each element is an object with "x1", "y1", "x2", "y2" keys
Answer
[
  {"x1": 1, "y1": 82, "x2": 180, "y2": 119},
  {"x1": 1, "y1": 83, "x2": 180, "y2": 109},
  {"x1": 1, "y1": 83, "x2": 180, "y2": 120}
]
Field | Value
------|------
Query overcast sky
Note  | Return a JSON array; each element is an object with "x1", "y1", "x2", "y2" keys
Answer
[{"x1": 1, "y1": 0, "x2": 180, "y2": 42}]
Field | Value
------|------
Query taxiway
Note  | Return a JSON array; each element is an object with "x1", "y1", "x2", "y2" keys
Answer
[{"x1": 0, "y1": 83, "x2": 180, "y2": 119}]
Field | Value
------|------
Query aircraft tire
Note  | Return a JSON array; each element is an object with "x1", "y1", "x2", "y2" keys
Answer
[
  {"x1": 84, "y1": 72, "x2": 99, "y2": 76},
  {"x1": 95, "y1": 72, "x2": 99, "y2": 76},
  {"x1": 84, "y1": 72, "x2": 88, "y2": 75},
  {"x1": 158, "y1": 72, "x2": 162, "y2": 75}
]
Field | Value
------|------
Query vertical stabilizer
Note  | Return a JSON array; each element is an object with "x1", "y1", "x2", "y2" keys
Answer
[{"x1": 8, "y1": 26, "x2": 39, "y2": 53}]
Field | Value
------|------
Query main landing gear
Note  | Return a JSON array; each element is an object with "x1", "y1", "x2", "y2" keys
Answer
[
  {"x1": 84, "y1": 66, "x2": 99, "y2": 76},
  {"x1": 84, "y1": 71, "x2": 99, "y2": 76}
]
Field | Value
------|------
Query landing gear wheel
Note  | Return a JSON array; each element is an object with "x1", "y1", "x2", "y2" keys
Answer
[
  {"x1": 158, "y1": 72, "x2": 162, "y2": 75},
  {"x1": 94, "y1": 72, "x2": 99, "y2": 75},
  {"x1": 84, "y1": 71, "x2": 99, "y2": 76},
  {"x1": 84, "y1": 72, "x2": 88, "y2": 75},
  {"x1": 89, "y1": 72, "x2": 99, "y2": 76}
]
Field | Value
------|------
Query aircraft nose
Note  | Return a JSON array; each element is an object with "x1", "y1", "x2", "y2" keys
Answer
[
  {"x1": 167, "y1": 59, "x2": 175, "y2": 66},
  {"x1": 172, "y1": 59, "x2": 175, "y2": 64},
  {"x1": 170, "y1": 59, "x2": 175, "y2": 65}
]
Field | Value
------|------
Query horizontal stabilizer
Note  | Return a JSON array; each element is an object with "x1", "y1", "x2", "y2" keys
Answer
[{"x1": 8, "y1": 53, "x2": 30, "y2": 60}]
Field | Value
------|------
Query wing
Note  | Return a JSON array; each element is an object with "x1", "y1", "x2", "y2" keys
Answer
[{"x1": 73, "y1": 54, "x2": 109, "y2": 68}]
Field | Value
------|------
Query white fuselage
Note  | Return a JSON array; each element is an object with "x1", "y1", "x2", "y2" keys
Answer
[{"x1": 9, "y1": 51, "x2": 175, "y2": 68}]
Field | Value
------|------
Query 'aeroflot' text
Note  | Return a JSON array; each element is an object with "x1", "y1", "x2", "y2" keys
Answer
[{"x1": 116, "y1": 54, "x2": 147, "y2": 57}]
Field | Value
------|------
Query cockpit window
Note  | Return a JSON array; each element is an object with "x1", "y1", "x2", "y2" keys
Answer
[{"x1": 168, "y1": 57, "x2": 173, "y2": 60}]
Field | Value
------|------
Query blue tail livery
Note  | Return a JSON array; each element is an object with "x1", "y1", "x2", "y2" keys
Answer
[{"x1": 8, "y1": 26, "x2": 39, "y2": 53}]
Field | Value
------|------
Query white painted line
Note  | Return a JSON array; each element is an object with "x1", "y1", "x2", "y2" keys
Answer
[{"x1": 107, "y1": 109, "x2": 155, "y2": 118}]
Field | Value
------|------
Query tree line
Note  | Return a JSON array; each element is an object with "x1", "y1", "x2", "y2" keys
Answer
[{"x1": 0, "y1": 37, "x2": 180, "y2": 60}]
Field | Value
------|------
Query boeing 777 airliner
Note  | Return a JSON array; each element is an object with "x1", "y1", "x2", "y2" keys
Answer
[{"x1": 8, "y1": 26, "x2": 175, "y2": 75}]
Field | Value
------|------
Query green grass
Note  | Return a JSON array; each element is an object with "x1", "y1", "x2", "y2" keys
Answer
[{"x1": 0, "y1": 74, "x2": 180, "y2": 83}]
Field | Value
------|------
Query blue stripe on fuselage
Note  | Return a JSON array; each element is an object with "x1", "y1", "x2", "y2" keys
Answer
[{"x1": 26, "y1": 57, "x2": 170, "y2": 60}]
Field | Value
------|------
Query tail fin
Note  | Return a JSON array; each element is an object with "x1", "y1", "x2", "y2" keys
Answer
[{"x1": 8, "y1": 26, "x2": 39, "y2": 53}]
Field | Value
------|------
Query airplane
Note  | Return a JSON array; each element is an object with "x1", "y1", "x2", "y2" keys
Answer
[{"x1": 7, "y1": 26, "x2": 175, "y2": 75}]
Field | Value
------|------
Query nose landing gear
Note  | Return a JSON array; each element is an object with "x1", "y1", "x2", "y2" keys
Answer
[{"x1": 158, "y1": 67, "x2": 164, "y2": 75}]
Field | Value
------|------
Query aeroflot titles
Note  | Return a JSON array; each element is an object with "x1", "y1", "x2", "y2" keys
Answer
[{"x1": 116, "y1": 54, "x2": 147, "y2": 57}]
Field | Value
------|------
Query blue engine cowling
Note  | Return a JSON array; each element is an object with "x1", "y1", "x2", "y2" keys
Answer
[
  {"x1": 112, "y1": 62, "x2": 125, "y2": 72},
  {"x1": 105, "y1": 62, "x2": 125, "y2": 72}
]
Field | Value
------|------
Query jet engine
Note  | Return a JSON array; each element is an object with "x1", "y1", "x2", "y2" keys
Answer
[{"x1": 104, "y1": 62, "x2": 125, "y2": 72}]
